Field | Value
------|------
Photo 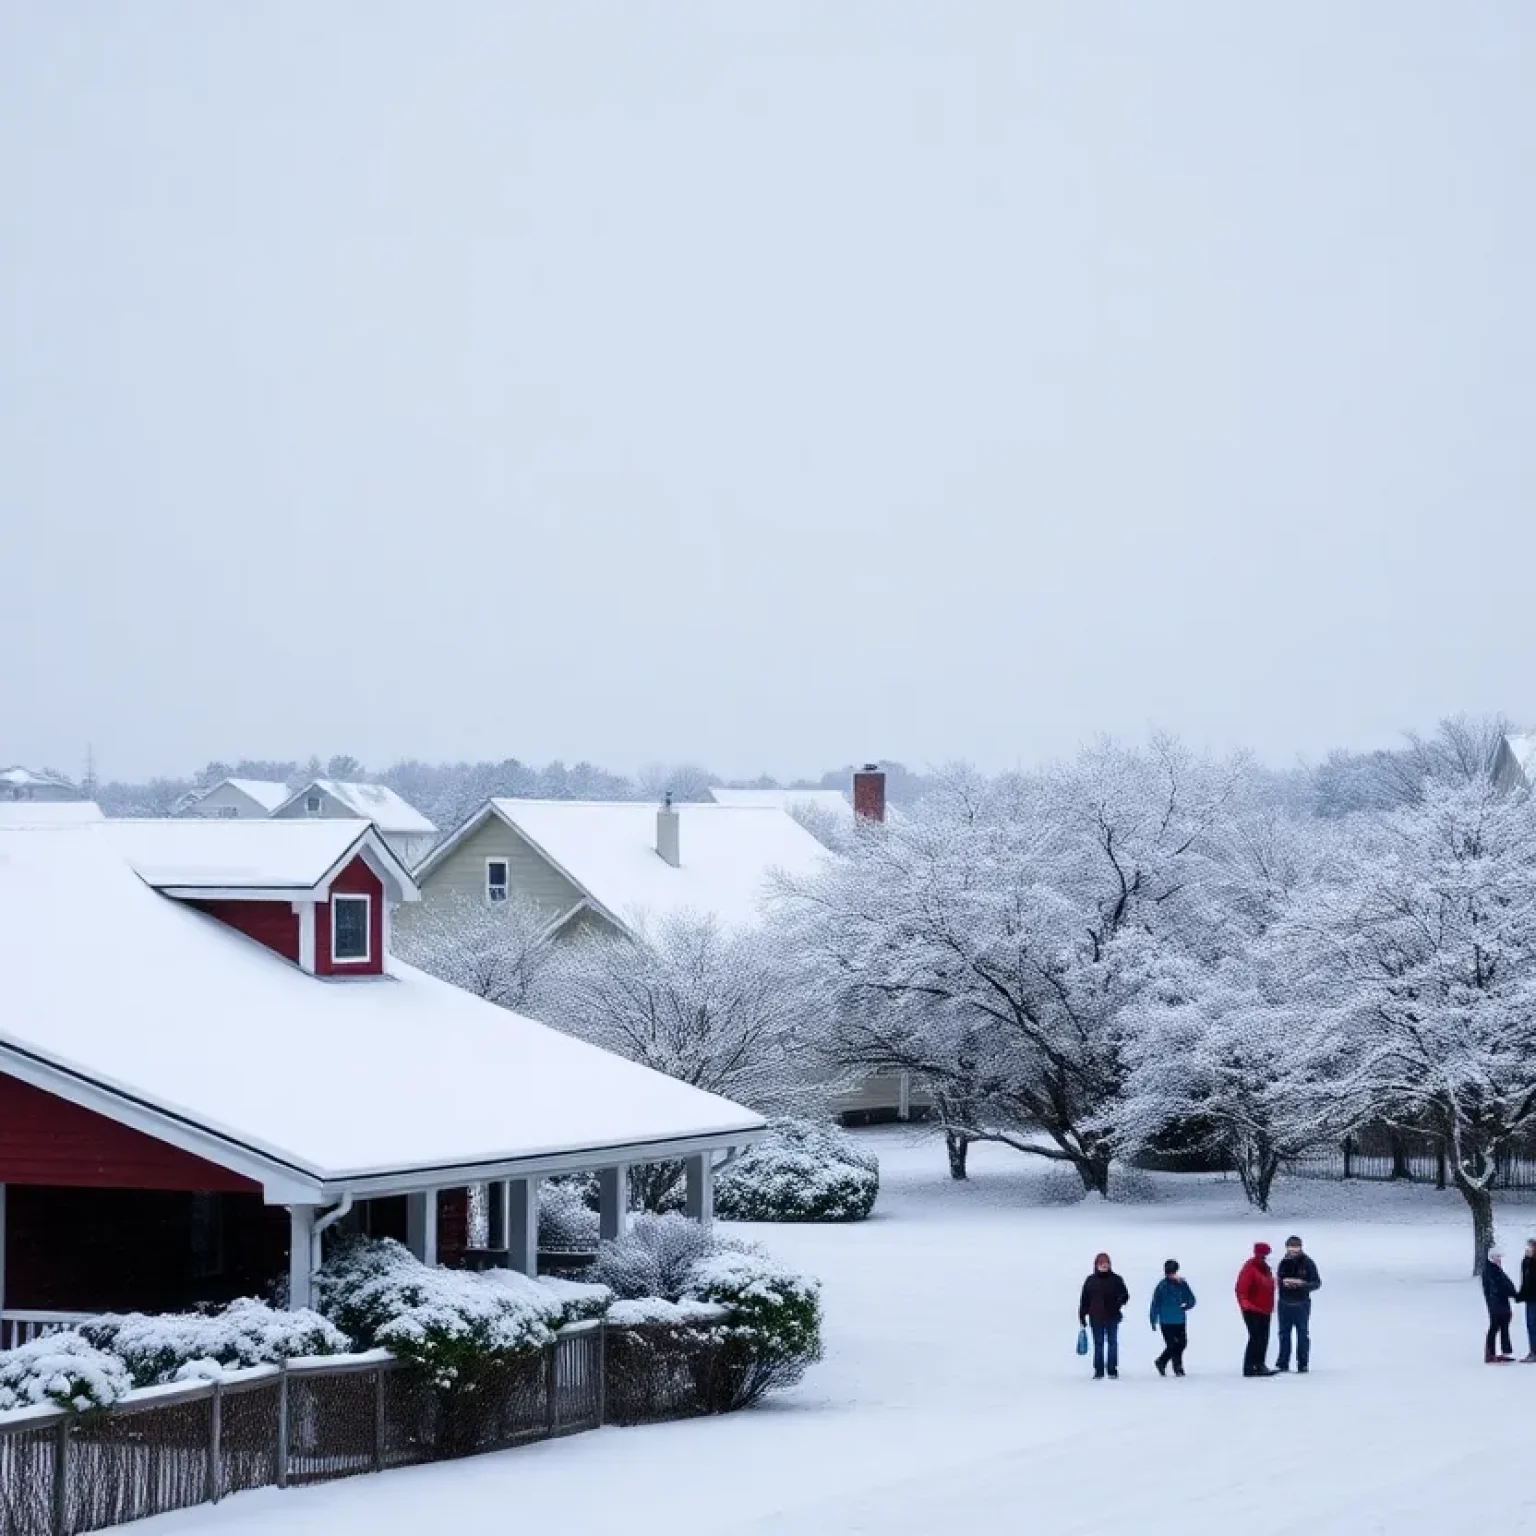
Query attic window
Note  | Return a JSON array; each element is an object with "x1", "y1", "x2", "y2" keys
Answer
[
  {"x1": 487, "y1": 859, "x2": 509, "y2": 903},
  {"x1": 304, "y1": 794, "x2": 323, "y2": 815},
  {"x1": 332, "y1": 895, "x2": 371, "y2": 963}
]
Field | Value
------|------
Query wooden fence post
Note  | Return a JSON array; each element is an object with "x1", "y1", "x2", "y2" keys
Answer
[
  {"x1": 545, "y1": 1342, "x2": 559, "y2": 1436},
  {"x1": 276, "y1": 1364, "x2": 290, "y2": 1489},
  {"x1": 374, "y1": 1365, "x2": 386, "y2": 1473},
  {"x1": 52, "y1": 1417, "x2": 69, "y2": 1536},
  {"x1": 208, "y1": 1381, "x2": 224, "y2": 1504}
]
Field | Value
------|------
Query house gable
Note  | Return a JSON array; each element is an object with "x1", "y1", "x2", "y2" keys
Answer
[
  {"x1": 411, "y1": 811, "x2": 586, "y2": 920},
  {"x1": 315, "y1": 855, "x2": 385, "y2": 976},
  {"x1": 0, "y1": 1071, "x2": 260, "y2": 1192}
]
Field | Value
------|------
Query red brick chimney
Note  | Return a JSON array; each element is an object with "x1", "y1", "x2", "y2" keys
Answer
[{"x1": 853, "y1": 763, "x2": 886, "y2": 823}]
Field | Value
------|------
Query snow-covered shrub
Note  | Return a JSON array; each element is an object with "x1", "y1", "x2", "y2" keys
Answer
[
  {"x1": 1106, "y1": 1161, "x2": 1158, "y2": 1204},
  {"x1": 589, "y1": 1214, "x2": 721, "y2": 1301},
  {"x1": 685, "y1": 1249, "x2": 823, "y2": 1388},
  {"x1": 1034, "y1": 1161, "x2": 1088, "y2": 1206},
  {"x1": 0, "y1": 1333, "x2": 131, "y2": 1414},
  {"x1": 79, "y1": 1299, "x2": 349, "y2": 1389},
  {"x1": 539, "y1": 1179, "x2": 600, "y2": 1251},
  {"x1": 315, "y1": 1238, "x2": 584, "y2": 1387},
  {"x1": 715, "y1": 1119, "x2": 879, "y2": 1222}
]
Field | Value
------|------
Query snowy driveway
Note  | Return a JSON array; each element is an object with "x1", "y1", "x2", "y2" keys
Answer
[{"x1": 148, "y1": 1130, "x2": 1536, "y2": 1536}]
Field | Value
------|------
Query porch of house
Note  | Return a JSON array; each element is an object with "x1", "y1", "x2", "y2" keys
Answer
[{"x1": 0, "y1": 1154, "x2": 718, "y2": 1349}]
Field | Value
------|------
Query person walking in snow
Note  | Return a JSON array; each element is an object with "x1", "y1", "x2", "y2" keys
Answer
[
  {"x1": 1484, "y1": 1247, "x2": 1518, "y2": 1363},
  {"x1": 1515, "y1": 1239, "x2": 1536, "y2": 1363},
  {"x1": 1149, "y1": 1259, "x2": 1196, "y2": 1376},
  {"x1": 1079, "y1": 1252, "x2": 1130, "y2": 1380},
  {"x1": 1235, "y1": 1241, "x2": 1277, "y2": 1377},
  {"x1": 1275, "y1": 1234, "x2": 1321, "y2": 1374}
]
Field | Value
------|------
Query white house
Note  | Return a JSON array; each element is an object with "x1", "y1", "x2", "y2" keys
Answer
[
  {"x1": 185, "y1": 778, "x2": 292, "y2": 819},
  {"x1": 0, "y1": 818, "x2": 762, "y2": 1332},
  {"x1": 0, "y1": 766, "x2": 84, "y2": 802},
  {"x1": 406, "y1": 797, "x2": 831, "y2": 941},
  {"x1": 272, "y1": 779, "x2": 438, "y2": 867}
]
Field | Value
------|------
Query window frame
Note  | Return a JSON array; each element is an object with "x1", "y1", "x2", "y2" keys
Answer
[
  {"x1": 486, "y1": 857, "x2": 510, "y2": 904},
  {"x1": 304, "y1": 793, "x2": 323, "y2": 815},
  {"x1": 331, "y1": 893, "x2": 372, "y2": 965}
]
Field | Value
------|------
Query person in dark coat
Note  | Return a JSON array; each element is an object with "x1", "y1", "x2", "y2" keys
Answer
[
  {"x1": 1149, "y1": 1259, "x2": 1197, "y2": 1376},
  {"x1": 1275, "y1": 1235, "x2": 1321, "y2": 1373},
  {"x1": 1235, "y1": 1241, "x2": 1277, "y2": 1377},
  {"x1": 1484, "y1": 1247, "x2": 1518, "y2": 1363},
  {"x1": 1079, "y1": 1252, "x2": 1130, "y2": 1380},
  {"x1": 1515, "y1": 1238, "x2": 1536, "y2": 1363}
]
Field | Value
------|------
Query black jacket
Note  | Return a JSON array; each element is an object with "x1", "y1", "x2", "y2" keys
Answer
[
  {"x1": 1484, "y1": 1262, "x2": 1517, "y2": 1313},
  {"x1": 1276, "y1": 1252, "x2": 1321, "y2": 1306},
  {"x1": 1518, "y1": 1254, "x2": 1536, "y2": 1304},
  {"x1": 1079, "y1": 1270, "x2": 1130, "y2": 1326}
]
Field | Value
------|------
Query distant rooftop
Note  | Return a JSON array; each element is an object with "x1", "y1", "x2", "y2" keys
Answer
[{"x1": 275, "y1": 779, "x2": 436, "y2": 834}]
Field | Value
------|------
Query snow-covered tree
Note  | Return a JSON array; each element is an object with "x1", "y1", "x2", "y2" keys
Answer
[
  {"x1": 393, "y1": 892, "x2": 556, "y2": 1013},
  {"x1": 783, "y1": 742, "x2": 1238, "y2": 1194},
  {"x1": 538, "y1": 915, "x2": 829, "y2": 1206},
  {"x1": 1282, "y1": 776, "x2": 1536, "y2": 1272}
]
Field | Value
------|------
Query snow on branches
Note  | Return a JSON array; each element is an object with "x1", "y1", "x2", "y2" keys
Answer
[{"x1": 393, "y1": 891, "x2": 555, "y2": 1012}]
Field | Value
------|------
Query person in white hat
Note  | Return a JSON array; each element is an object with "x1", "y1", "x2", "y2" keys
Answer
[{"x1": 1484, "y1": 1247, "x2": 1517, "y2": 1363}]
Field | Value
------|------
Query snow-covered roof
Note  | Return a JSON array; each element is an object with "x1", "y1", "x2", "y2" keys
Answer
[
  {"x1": 199, "y1": 778, "x2": 291, "y2": 813},
  {"x1": 0, "y1": 826, "x2": 764, "y2": 1196},
  {"x1": 708, "y1": 787, "x2": 855, "y2": 821},
  {"x1": 423, "y1": 799, "x2": 831, "y2": 935},
  {"x1": 0, "y1": 801, "x2": 105, "y2": 827},
  {"x1": 95, "y1": 818, "x2": 416, "y2": 897},
  {"x1": 276, "y1": 780, "x2": 436, "y2": 835},
  {"x1": 0, "y1": 766, "x2": 78, "y2": 792},
  {"x1": 1502, "y1": 734, "x2": 1536, "y2": 785}
]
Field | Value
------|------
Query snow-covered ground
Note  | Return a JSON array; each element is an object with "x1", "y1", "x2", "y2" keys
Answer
[{"x1": 149, "y1": 1129, "x2": 1536, "y2": 1536}]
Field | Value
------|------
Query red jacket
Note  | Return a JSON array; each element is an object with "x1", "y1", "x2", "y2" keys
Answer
[{"x1": 1236, "y1": 1250, "x2": 1276, "y2": 1315}]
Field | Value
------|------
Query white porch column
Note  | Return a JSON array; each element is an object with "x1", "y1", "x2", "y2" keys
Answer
[
  {"x1": 507, "y1": 1178, "x2": 540, "y2": 1276},
  {"x1": 406, "y1": 1191, "x2": 438, "y2": 1266},
  {"x1": 486, "y1": 1181, "x2": 509, "y2": 1251},
  {"x1": 288, "y1": 1205, "x2": 317, "y2": 1311},
  {"x1": 684, "y1": 1154, "x2": 714, "y2": 1227},
  {"x1": 597, "y1": 1164, "x2": 628, "y2": 1242},
  {"x1": 897, "y1": 1070, "x2": 912, "y2": 1122}
]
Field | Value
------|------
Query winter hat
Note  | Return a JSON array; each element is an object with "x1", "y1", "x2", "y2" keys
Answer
[
  {"x1": 1164, "y1": 1259, "x2": 1180, "y2": 1275},
  {"x1": 1285, "y1": 1235, "x2": 1303, "y2": 1248},
  {"x1": 1253, "y1": 1242, "x2": 1272, "y2": 1258},
  {"x1": 1489, "y1": 1246, "x2": 1503, "y2": 1264}
]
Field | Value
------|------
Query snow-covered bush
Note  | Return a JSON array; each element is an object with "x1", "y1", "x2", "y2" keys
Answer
[
  {"x1": 593, "y1": 1214, "x2": 823, "y2": 1410},
  {"x1": 715, "y1": 1119, "x2": 879, "y2": 1222},
  {"x1": 0, "y1": 1333, "x2": 131, "y2": 1414},
  {"x1": 539, "y1": 1178, "x2": 600, "y2": 1251},
  {"x1": 79, "y1": 1299, "x2": 348, "y2": 1389},
  {"x1": 314, "y1": 1238, "x2": 596, "y2": 1387}
]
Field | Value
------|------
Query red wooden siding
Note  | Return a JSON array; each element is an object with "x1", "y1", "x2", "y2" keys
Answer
[
  {"x1": 189, "y1": 899, "x2": 300, "y2": 963},
  {"x1": 0, "y1": 1072, "x2": 259, "y2": 1192},
  {"x1": 315, "y1": 855, "x2": 385, "y2": 976}
]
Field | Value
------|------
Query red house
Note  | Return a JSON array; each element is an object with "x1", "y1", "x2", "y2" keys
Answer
[{"x1": 0, "y1": 817, "x2": 763, "y2": 1347}]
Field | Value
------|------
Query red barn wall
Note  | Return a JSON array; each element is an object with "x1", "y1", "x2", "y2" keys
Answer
[
  {"x1": 0, "y1": 1073, "x2": 260, "y2": 1192},
  {"x1": 189, "y1": 899, "x2": 300, "y2": 963},
  {"x1": 315, "y1": 856, "x2": 385, "y2": 976}
]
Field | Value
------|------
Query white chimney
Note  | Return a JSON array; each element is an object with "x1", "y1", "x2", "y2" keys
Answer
[{"x1": 656, "y1": 791, "x2": 681, "y2": 868}]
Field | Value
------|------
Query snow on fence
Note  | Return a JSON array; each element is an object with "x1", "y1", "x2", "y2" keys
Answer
[
  {"x1": 1287, "y1": 1126, "x2": 1536, "y2": 1189},
  {"x1": 0, "y1": 1324, "x2": 605, "y2": 1536}
]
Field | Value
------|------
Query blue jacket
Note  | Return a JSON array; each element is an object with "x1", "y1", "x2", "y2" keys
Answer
[{"x1": 1150, "y1": 1277, "x2": 1197, "y2": 1327}]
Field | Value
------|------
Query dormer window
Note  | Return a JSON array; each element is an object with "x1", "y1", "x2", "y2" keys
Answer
[
  {"x1": 487, "y1": 859, "x2": 509, "y2": 903},
  {"x1": 305, "y1": 794, "x2": 323, "y2": 815},
  {"x1": 331, "y1": 894, "x2": 371, "y2": 964}
]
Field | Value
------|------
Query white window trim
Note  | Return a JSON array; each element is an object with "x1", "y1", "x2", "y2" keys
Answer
[
  {"x1": 486, "y1": 857, "x2": 510, "y2": 904},
  {"x1": 304, "y1": 794, "x2": 324, "y2": 815},
  {"x1": 331, "y1": 893, "x2": 372, "y2": 965}
]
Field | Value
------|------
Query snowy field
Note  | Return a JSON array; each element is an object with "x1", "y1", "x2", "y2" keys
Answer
[{"x1": 148, "y1": 1129, "x2": 1536, "y2": 1536}]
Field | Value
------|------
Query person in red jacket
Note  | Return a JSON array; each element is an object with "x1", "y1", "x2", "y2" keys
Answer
[{"x1": 1235, "y1": 1241, "x2": 1278, "y2": 1377}]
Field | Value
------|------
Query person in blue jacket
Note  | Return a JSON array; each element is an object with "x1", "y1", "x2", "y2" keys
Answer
[{"x1": 1149, "y1": 1259, "x2": 1197, "y2": 1376}]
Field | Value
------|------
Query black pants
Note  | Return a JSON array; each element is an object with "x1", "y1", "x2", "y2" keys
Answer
[
  {"x1": 1487, "y1": 1309, "x2": 1513, "y2": 1358},
  {"x1": 1156, "y1": 1323, "x2": 1187, "y2": 1372},
  {"x1": 1242, "y1": 1310, "x2": 1271, "y2": 1375}
]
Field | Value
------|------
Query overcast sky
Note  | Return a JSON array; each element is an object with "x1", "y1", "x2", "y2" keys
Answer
[{"x1": 2, "y1": 3, "x2": 1531, "y2": 784}]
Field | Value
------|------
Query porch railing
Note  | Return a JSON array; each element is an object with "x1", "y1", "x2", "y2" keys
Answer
[{"x1": 0, "y1": 1312, "x2": 94, "y2": 1352}]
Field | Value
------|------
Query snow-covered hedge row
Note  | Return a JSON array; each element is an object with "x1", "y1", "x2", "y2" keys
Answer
[
  {"x1": 79, "y1": 1300, "x2": 348, "y2": 1388},
  {"x1": 0, "y1": 1333, "x2": 131, "y2": 1414},
  {"x1": 592, "y1": 1214, "x2": 822, "y2": 1407},
  {"x1": 715, "y1": 1118, "x2": 880, "y2": 1223},
  {"x1": 315, "y1": 1238, "x2": 611, "y2": 1387}
]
